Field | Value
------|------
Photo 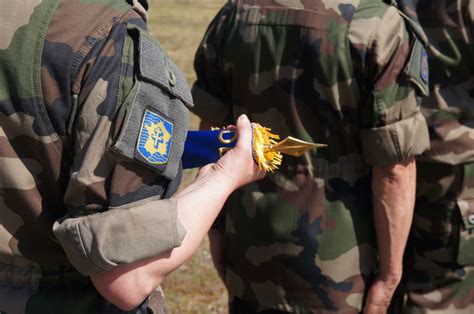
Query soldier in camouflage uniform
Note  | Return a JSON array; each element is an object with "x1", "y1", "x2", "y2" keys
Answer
[
  {"x1": 0, "y1": 0, "x2": 263, "y2": 313},
  {"x1": 390, "y1": 1, "x2": 474, "y2": 312},
  {"x1": 192, "y1": 0, "x2": 430, "y2": 313}
]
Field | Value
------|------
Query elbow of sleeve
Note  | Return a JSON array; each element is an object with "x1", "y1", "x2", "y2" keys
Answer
[
  {"x1": 361, "y1": 111, "x2": 430, "y2": 166},
  {"x1": 53, "y1": 198, "x2": 186, "y2": 275}
]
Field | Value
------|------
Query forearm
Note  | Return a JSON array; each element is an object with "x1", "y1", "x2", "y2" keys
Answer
[
  {"x1": 90, "y1": 114, "x2": 263, "y2": 310},
  {"x1": 372, "y1": 157, "x2": 416, "y2": 281},
  {"x1": 90, "y1": 167, "x2": 234, "y2": 309}
]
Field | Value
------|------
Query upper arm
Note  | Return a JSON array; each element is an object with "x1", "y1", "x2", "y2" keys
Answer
[
  {"x1": 191, "y1": 3, "x2": 234, "y2": 126},
  {"x1": 350, "y1": 5, "x2": 430, "y2": 167},
  {"x1": 53, "y1": 10, "x2": 191, "y2": 276}
]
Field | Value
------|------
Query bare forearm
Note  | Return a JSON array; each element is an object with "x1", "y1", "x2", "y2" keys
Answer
[
  {"x1": 156, "y1": 167, "x2": 235, "y2": 274},
  {"x1": 90, "y1": 115, "x2": 264, "y2": 310},
  {"x1": 372, "y1": 157, "x2": 416, "y2": 280},
  {"x1": 90, "y1": 168, "x2": 234, "y2": 309}
]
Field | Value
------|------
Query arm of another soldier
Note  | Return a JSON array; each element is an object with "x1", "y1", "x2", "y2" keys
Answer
[
  {"x1": 365, "y1": 158, "x2": 416, "y2": 313},
  {"x1": 90, "y1": 114, "x2": 264, "y2": 310},
  {"x1": 351, "y1": 5, "x2": 430, "y2": 314}
]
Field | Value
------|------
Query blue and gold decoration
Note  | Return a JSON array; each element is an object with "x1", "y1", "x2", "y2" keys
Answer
[
  {"x1": 182, "y1": 124, "x2": 327, "y2": 172},
  {"x1": 137, "y1": 109, "x2": 173, "y2": 164}
]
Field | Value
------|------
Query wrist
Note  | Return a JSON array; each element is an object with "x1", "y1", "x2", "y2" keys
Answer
[
  {"x1": 378, "y1": 270, "x2": 402, "y2": 287},
  {"x1": 198, "y1": 164, "x2": 238, "y2": 193},
  {"x1": 209, "y1": 163, "x2": 242, "y2": 191}
]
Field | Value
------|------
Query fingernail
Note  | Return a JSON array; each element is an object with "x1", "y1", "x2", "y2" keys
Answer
[{"x1": 238, "y1": 114, "x2": 249, "y2": 122}]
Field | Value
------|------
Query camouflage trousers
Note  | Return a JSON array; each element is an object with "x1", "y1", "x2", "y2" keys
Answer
[
  {"x1": 392, "y1": 162, "x2": 474, "y2": 313},
  {"x1": 0, "y1": 255, "x2": 167, "y2": 314},
  {"x1": 229, "y1": 296, "x2": 290, "y2": 314}
]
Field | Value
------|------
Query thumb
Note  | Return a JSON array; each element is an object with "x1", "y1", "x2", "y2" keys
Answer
[{"x1": 235, "y1": 114, "x2": 252, "y2": 149}]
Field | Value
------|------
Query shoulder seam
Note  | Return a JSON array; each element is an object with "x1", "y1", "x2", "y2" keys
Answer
[{"x1": 70, "y1": 8, "x2": 140, "y2": 93}]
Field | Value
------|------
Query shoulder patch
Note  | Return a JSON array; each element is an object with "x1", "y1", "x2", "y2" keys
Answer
[
  {"x1": 404, "y1": 39, "x2": 429, "y2": 96},
  {"x1": 421, "y1": 48, "x2": 429, "y2": 83},
  {"x1": 111, "y1": 24, "x2": 189, "y2": 181},
  {"x1": 137, "y1": 108, "x2": 174, "y2": 164}
]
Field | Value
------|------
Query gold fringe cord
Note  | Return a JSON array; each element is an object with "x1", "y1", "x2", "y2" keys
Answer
[{"x1": 252, "y1": 124, "x2": 282, "y2": 172}]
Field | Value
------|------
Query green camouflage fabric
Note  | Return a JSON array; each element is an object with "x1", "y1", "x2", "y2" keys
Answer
[
  {"x1": 192, "y1": 0, "x2": 430, "y2": 312},
  {"x1": 392, "y1": 1, "x2": 474, "y2": 313},
  {"x1": 0, "y1": 0, "x2": 191, "y2": 312}
]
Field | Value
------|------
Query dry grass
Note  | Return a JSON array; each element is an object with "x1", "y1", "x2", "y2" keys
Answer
[{"x1": 147, "y1": 1, "x2": 227, "y2": 313}]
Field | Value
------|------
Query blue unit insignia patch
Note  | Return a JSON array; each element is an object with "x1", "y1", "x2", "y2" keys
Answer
[
  {"x1": 421, "y1": 48, "x2": 429, "y2": 84},
  {"x1": 137, "y1": 109, "x2": 173, "y2": 164}
]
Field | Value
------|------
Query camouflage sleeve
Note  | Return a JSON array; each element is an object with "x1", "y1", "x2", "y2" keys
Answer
[
  {"x1": 190, "y1": 2, "x2": 234, "y2": 126},
  {"x1": 52, "y1": 12, "x2": 192, "y2": 275},
  {"x1": 352, "y1": 5, "x2": 430, "y2": 166}
]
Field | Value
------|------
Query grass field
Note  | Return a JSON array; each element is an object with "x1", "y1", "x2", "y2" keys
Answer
[{"x1": 147, "y1": 1, "x2": 228, "y2": 313}]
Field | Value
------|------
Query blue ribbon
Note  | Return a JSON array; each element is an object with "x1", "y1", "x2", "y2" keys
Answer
[{"x1": 182, "y1": 130, "x2": 237, "y2": 169}]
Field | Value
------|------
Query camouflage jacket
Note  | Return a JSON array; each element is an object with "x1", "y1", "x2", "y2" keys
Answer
[
  {"x1": 398, "y1": 0, "x2": 474, "y2": 166},
  {"x1": 192, "y1": 0, "x2": 430, "y2": 312},
  {"x1": 398, "y1": 0, "x2": 474, "y2": 276},
  {"x1": 0, "y1": 0, "x2": 191, "y2": 312}
]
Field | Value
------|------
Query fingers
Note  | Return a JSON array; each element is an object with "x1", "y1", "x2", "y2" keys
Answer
[
  {"x1": 213, "y1": 114, "x2": 266, "y2": 188},
  {"x1": 235, "y1": 114, "x2": 252, "y2": 150}
]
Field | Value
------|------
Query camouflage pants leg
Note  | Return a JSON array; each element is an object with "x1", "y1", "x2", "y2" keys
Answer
[
  {"x1": 229, "y1": 296, "x2": 290, "y2": 314},
  {"x1": 401, "y1": 163, "x2": 474, "y2": 313}
]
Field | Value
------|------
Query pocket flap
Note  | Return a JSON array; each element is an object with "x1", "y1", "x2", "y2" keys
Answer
[
  {"x1": 132, "y1": 25, "x2": 194, "y2": 108},
  {"x1": 457, "y1": 199, "x2": 474, "y2": 231},
  {"x1": 457, "y1": 199, "x2": 474, "y2": 265},
  {"x1": 111, "y1": 25, "x2": 190, "y2": 180}
]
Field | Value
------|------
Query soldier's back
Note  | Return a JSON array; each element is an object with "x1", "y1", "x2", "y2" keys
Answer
[{"x1": 192, "y1": 0, "x2": 429, "y2": 312}]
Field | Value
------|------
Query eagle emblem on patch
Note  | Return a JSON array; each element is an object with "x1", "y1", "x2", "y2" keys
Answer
[{"x1": 137, "y1": 109, "x2": 173, "y2": 164}]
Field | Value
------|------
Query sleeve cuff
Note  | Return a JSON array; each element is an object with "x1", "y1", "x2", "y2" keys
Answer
[
  {"x1": 190, "y1": 82, "x2": 233, "y2": 126},
  {"x1": 361, "y1": 111, "x2": 430, "y2": 166},
  {"x1": 53, "y1": 197, "x2": 186, "y2": 275}
]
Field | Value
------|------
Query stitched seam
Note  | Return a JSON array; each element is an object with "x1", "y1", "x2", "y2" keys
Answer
[
  {"x1": 74, "y1": 221, "x2": 104, "y2": 273},
  {"x1": 70, "y1": 9, "x2": 136, "y2": 88},
  {"x1": 389, "y1": 125, "x2": 402, "y2": 160},
  {"x1": 109, "y1": 194, "x2": 162, "y2": 210},
  {"x1": 35, "y1": 0, "x2": 62, "y2": 153}
]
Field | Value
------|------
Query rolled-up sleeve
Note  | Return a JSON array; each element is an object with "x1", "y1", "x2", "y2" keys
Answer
[
  {"x1": 361, "y1": 111, "x2": 429, "y2": 165},
  {"x1": 53, "y1": 198, "x2": 185, "y2": 275}
]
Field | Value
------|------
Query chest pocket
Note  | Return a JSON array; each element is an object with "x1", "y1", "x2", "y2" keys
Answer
[{"x1": 112, "y1": 24, "x2": 193, "y2": 180}]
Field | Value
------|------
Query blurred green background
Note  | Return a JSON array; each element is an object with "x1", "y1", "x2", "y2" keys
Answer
[{"x1": 148, "y1": 1, "x2": 227, "y2": 313}]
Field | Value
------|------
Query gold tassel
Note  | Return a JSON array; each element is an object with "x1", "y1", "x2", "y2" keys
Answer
[{"x1": 252, "y1": 124, "x2": 283, "y2": 172}]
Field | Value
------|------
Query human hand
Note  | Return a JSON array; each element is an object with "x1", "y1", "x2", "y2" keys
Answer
[
  {"x1": 206, "y1": 114, "x2": 265, "y2": 189},
  {"x1": 363, "y1": 274, "x2": 401, "y2": 314}
]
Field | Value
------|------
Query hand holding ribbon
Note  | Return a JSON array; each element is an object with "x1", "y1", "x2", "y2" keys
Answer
[{"x1": 182, "y1": 121, "x2": 327, "y2": 172}]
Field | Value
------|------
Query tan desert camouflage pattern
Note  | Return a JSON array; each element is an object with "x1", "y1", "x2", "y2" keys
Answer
[
  {"x1": 192, "y1": 0, "x2": 430, "y2": 312},
  {"x1": 0, "y1": 0, "x2": 189, "y2": 312},
  {"x1": 392, "y1": 1, "x2": 474, "y2": 313}
]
